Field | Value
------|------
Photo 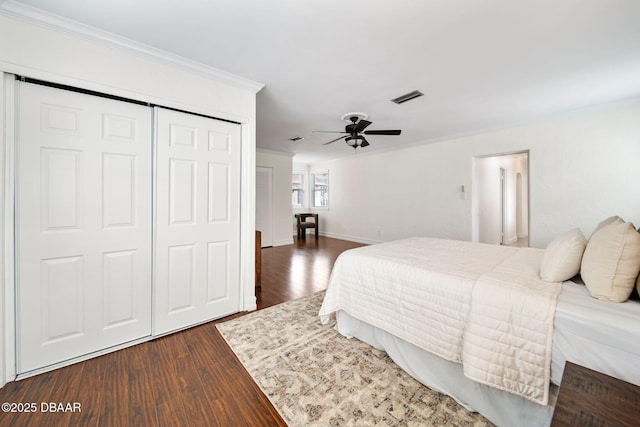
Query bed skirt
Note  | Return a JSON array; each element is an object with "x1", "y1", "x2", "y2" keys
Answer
[{"x1": 335, "y1": 310, "x2": 557, "y2": 427}]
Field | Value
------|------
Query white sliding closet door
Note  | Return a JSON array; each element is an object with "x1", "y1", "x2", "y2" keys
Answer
[
  {"x1": 154, "y1": 108, "x2": 241, "y2": 335},
  {"x1": 17, "y1": 82, "x2": 152, "y2": 373}
]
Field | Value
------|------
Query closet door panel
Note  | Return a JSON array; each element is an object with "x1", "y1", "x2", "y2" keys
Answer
[
  {"x1": 169, "y1": 158, "x2": 196, "y2": 225},
  {"x1": 155, "y1": 108, "x2": 241, "y2": 335},
  {"x1": 102, "y1": 153, "x2": 137, "y2": 228},
  {"x1": 17, "y1": 83, "x2": 152, "y2": 373},
  {"x1": 103, "y1": 249, "x2": 138, "y2": 328},
  {"x1": 167, "y1": 244, "x2": 196, "y2": 313},
  {"x1": 40, "y1": 255, "x2": 84, "y2": 342},
  {"x1": 40, "y1": 148, "x2": 83, "y2": 230}
]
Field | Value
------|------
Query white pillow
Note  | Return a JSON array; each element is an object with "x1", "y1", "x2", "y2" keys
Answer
[
  {"x1": 581, "y1": 222, "x2": 640, "y2": 302},
  {"x1": 540, "y1": 228, "x2": 587, "y2": 282},
  {"x1": 590, "y1": 215, "x2": 623, "y2": 239}
]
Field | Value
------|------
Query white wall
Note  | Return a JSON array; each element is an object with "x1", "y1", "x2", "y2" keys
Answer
[
  {"x1": 256, "y1": 151, "x2": 294, "y2": 246},
  {"x1": 0, "y1": 15, "x2": 258, "y2": 121},
  {"x1": 309, "y1": 102, "x2": 640, "y2": 248},
  {"x1": 0, "y1": 14, "x2": 261, "y2": 386}
]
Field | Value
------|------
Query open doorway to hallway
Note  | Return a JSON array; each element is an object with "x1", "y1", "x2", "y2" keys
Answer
[{"x1": 473, "y1": 151, "x2": 529, "y2": 246}]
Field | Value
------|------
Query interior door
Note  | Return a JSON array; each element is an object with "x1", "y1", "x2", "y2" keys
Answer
[
  {"x1": 154, "y1": 108, "x2": 241, "y2": 335},
  {"x1": 17, "y1": 82, "x2": 153, "y2": 373}
]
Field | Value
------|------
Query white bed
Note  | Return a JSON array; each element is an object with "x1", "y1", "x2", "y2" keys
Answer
[{"x1": 319, "y1": 237, "x2": 640, "y2": 427}]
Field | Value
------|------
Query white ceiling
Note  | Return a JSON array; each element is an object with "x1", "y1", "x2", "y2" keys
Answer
[{"x1": 3, "y1": 0, "x2": 640, "y2": 163}]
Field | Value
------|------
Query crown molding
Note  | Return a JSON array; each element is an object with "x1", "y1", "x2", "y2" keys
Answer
[
  {"x1": 256, "y1": 148, "x2": 295, "y2": 157},
  {"x1": 0, "y1": 1, "x2": 265, "y2": 93}
]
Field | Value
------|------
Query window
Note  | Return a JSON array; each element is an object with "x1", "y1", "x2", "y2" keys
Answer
[
  {"x1": 292, "y1": 173, "x2": 304, "y2": 208},
  {"x1": 311, "y1": 171, "x2": 329, "y2": 208}
]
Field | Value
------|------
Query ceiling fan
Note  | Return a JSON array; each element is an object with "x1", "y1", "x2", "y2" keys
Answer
[{"x1": 314, "y1": 112, "x2": 401, "y2": 149}]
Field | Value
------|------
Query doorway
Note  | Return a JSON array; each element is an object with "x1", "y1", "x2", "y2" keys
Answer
[{"x1": 474, "y1": 152, "x2": 529, "y2": 246}]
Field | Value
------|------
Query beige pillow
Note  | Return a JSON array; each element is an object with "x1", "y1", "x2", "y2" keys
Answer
[
  {"x1": 540, "y1": 228, "x2": 587, "y2": 282},
  {"x1": 590, "y1": 216, "x2": 623, "y2": 239},
  {"x1": 581, "y1": 222, "x2": 640, "y2": 302}
]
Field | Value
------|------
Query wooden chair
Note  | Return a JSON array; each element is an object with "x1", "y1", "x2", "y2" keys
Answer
[{"x1": 295, "y1": 213, "x2": 318, "y2": 239}]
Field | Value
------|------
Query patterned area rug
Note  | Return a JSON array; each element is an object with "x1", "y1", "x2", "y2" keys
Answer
[{"x1": 216, "y1": 292, "x2": 493, "y2": 426}]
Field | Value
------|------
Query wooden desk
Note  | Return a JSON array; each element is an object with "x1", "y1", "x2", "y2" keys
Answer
[{"x1": 551, "y1": 361, "x2": 640, "y2": 426}]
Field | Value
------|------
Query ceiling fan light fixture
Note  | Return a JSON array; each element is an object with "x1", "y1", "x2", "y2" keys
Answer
[
  {"x1": 316, "y1": 113, "x2": 400, "y2": 148},
  {"x1": 391, "y1": 90, "x2": 424, "y2": 104},
  {"x1": 346, "y1": 135, "x2": 368, "y2": 149}
]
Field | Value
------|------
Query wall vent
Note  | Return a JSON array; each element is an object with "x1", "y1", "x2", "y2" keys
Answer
[{"x1": 391, "y1": 90, "x2": 424, "y2": 104}]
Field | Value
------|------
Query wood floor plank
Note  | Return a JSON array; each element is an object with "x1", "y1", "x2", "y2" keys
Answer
[
  {"x1": 0, "y1": 236, "x2": 364, "y2": 426},
  {"x1": 45, "y1": 356, "x2": 87, "y2": 427},
  {"x1": 127, "y1": 343, "x2": 159, "y2": 427},
  {"x1": 150, "y1": 337, "x2": 193, "y2": 426},
  {"x1": 99, "y1": 349, "x2": 131, "y2": 427},
  {"x1": 172, "y1": 348, "x2": 219, "y2": 426},
  {"x1": 209, "y1": 394, "x2": 251, "y2": 427},
  {"x1": 0, "y1": 374, "x2": 33, "y2": 427},
  {"x1": 183, "y1": 327, "x2": 239, "y2": 402},
  {"x1": 65, "y1": 352, "x2": 106, "y2": 427}
]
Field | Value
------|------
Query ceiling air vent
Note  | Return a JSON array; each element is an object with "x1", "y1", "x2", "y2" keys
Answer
[
  {"x1": 391, "y1": 90, "x2": 424, "y2": 104},
  {"x1": 288, "y1": 136, "x2": 304, "y2": 142}
]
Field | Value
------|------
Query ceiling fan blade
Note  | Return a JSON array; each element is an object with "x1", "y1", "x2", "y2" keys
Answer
[
  {"x1": 312, "y1": 130, "x2": 348, "y2": 134},
  {"x1": 323, "y1": 135, "x2": 348, "y2": 145},
  {"x1": 363, "y1": 129, "x2": 402, "y2": 135},
  {"x1": 354, "y1": 119, "x2": 372, "y2": 133}
]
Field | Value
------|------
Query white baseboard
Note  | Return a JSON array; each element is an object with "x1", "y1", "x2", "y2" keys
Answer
[
  {"x1": 319, "y1": 231, "x2": 382, "y2": 245},
  {"x1": 272, "y1": 237, "x2": 294, "y2": 247}
]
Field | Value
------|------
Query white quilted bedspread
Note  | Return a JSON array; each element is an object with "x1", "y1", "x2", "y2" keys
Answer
[{"x1": 319, "y1": 237, "x2": 561, "y2": 405}]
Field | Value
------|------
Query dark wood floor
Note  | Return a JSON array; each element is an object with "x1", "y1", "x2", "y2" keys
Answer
[{"x1": 0, "y1": 236, "x2": 364, "y2": 427}]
